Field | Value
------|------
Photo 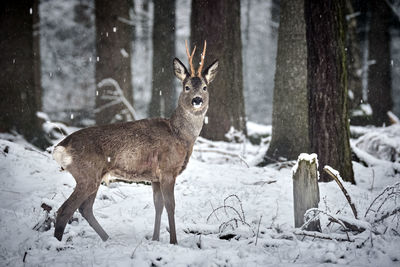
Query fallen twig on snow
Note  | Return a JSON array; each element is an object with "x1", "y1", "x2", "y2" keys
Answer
[
  {"x1": 194, "y1": 148, "x2": 250, "y2": 168},
  {"x1": 302, "y1": 209, "x2": 346, "y2": 231},
  {"x1": 130, "y1": 237, "x2": 144, "y2": 259},
  {"x1": 303, "y1": 208, "x2": 371, "y2": 233},
  {"x1": 255, "y1": 215, "x2": 262, "y2": 246},
  {"x1": 293, "y1": 229, "x2": 355, "y2": 242},
  {"x1": 195, "y1": 137, "x2": 218, "y2": 148}
]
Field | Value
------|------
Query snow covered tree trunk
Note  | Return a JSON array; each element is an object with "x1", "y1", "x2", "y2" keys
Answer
[
  {"x1": 191, "y1": 0, "x2": 247, "y2": 141},
  {"x1": 305, "y1": 0, "x2": 355, "y2": 184},
  {"x1": 367, "y1": 0, "x2": 393, "y2": 126},
  {"x1": 293, "y1": 154, "x2": 320, "y2": 231},
  {"x1": 95, "y1": 0, "x2": 134, "y2": 125},
  {"x1": 0, "y1": 0, "x2": 49, "y2": 149},
  {"x1": 262, "y1": 0, "x2": 310, "y2": 165},
  {"x1": 149, "y1": 0, "x2": 176, "y2": 118}
]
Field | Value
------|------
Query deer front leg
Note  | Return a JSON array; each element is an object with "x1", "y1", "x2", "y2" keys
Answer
[
  {"x1": 55, "y1": 183, "x2": 91, "y2": 241},
  {"x1": 79, "y1": 192, "x2": 109, "y2": 241},
  {"x1": 160, "y1": 178, "x2": 177, "y2": 244},
  {"x1": 152, "y1": 182, "x2": 164, "y2": 241}
]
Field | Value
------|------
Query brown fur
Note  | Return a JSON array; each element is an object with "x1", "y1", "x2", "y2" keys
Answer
[
  {"x1": 52, "y1": 56, "x2": 218, "y2": 244},
  {"x1": 59, "y1": 119, "x2": 189, "y2": 182}
]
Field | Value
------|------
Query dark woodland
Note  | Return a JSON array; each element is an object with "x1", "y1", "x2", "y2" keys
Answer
[{"x1": 0, "y1": 0, "x2": 399, "y2": 265}]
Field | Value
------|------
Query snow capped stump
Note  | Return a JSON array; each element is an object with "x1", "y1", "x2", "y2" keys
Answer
[{"x1": 292, "y1": 153, "x2": 321, "y2": 231}]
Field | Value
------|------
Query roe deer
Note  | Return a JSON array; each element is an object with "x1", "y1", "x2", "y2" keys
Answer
[{"x1": 52, "y1": 41, "x2": 218, "y2": 244}]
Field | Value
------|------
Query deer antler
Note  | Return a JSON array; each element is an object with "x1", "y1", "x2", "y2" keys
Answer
[
  {"x1": 185, "y1": 40, "x2": 196, "y2": 77},
  {"x1": 197, "y1": 40, "x2": 207, "y2": 77}
]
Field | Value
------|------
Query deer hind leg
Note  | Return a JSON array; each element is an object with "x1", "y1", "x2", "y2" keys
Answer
[
  {"x1": 79, "y1": 192, "x2": 109, "y2": 241},
  {"x1": 54, "y1": 183, "x2": 91, "y2": 241},
  {"x1": 160, "y1": 178, "x2": 177, "y2": 244},
  {"x1": 152, "y1": 182, "x2": 164, "y2": 241}
]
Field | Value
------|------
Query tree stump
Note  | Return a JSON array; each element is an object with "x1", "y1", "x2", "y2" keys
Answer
[{"x1": 293, "y1": 153, "x2": 321, "y2": 231}]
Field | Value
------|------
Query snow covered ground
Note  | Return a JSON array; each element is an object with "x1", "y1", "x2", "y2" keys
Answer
[{"x1": 0, "y1": 123, "x2": 399, "y2": 266}]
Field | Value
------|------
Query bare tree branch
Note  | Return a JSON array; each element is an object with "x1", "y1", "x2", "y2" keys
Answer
[
  {"x1": 97, "y1": 78, "x2": 137, "y2": 120},
  {"x1": 324, "y1": 166, "x2": 358, "y2": 219},
  {"x1": 373, "y1": 207, "x2": 400, "y2": 224},
  {"x1": 384, "y1": 0, "x2": 400, "y2": 22},
  {"x1": 365, "y1": 182, "x2": 400, "y2": 218}
]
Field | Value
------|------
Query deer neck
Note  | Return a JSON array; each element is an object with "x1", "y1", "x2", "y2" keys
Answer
[{"x1": 170, "y1": 104, "x2": 207, "y2": 145}]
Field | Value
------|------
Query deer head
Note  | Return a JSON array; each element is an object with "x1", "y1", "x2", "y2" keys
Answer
[{"x1": 173, "y1": 40, "x2": 219, "y2": 116}]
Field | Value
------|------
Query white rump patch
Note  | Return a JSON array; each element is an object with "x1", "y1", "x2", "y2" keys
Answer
[{"x1": 53, "y1": 146, "x2": 73, "y2": 168}]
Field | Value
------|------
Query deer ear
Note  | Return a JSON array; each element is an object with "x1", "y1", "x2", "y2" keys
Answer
[
  {"x1": 203, "y1": 60, "x2": 219, "y2": 84},
  {"x1": 173, "y1": 58, "x2": 189, "y2": 82}
]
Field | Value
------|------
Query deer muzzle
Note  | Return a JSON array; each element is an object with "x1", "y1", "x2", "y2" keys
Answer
[{"x1": 191, "y1": 97, "x2": 203, "y2": 108}]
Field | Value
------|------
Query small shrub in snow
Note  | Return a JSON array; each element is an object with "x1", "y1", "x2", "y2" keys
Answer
[{"x1": 207, "y1": 194, "x2": 255, "y2": 240}]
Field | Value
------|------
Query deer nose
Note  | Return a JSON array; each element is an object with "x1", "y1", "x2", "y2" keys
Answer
[{"x1": 191, "y1": 97, "x2": 203, "y2": 107}]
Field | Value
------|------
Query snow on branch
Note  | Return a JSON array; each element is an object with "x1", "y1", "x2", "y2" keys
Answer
[
  {"x1": 295, "y1": 181, "x2": 400, "y2": 244},
  {"x1": 302, "y1": 208, "x2": 371, "y2": 233},
  {"x1": 384, "y1": 0, "x2": 400, "y2": 22},
  {"x1": 373, "y1": 207, "x2": 400, "y2": 224},
  {"x1": 301, "y1": 208, "x2": 346, "y2": 230},
  {"x1": 387, "y1": 111, "x2": 400, "y2": 124},
  {"x1": 364, "y1": 182, "x2": 400, "y2": 224},
  {"x1": 95, "y1": 78, "x2": 137, "y2": 120},
  {"x1": 117, "y1": 16, "x2": 135, "y2": 26},
  {"x1": 324, "y1": 166, "x2": 359, "y2": 219},
  {"x1": 94, "y1": 99, "x2": 123, "y2": 113},
  {"x1": 350, "y1": 140, "x2": 400, "y2": 173},
  {"x1": 293, "y1": 229, "x2": 356, "y2": 242}
]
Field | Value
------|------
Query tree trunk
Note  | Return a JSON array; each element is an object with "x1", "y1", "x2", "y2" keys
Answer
[
  {"x1": 271, "y1": 0, "x2": 280, "y2": 40},
  {"x1": 345, "y1": 0, "x2": 363, "y2": 111},
  {"x1": 367, "y1": 0, "x2": 393, "y2": 126},
  {"x1": 0, "y1": 0, "x2": 49, "y2": 149},
  {"x1": 262, "y1": 0, "x2": 309, "y2": 165},
  {"x1": 293, "y1": 154, "x2": 321, "y2": 231},
  {"x1": 191, "y1": 0, "x2": 247, "y2": 141},
  {"x1": 149, "y1": 0, "x2": 176, "y2": 118},
  {"x1": 33, "y1": 0, "x2": 42, "y2": 111},
  {"x1": 305, "y1": 0, "x2": 355, "y2": 184},
  {"x1": 95, "y1": 0, "x2": 134, "y2": 125}
]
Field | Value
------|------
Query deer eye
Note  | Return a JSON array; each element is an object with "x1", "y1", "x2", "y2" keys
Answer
[
  {"x1": 203, "y1": 86, "x2": 207, "y2": 91},
  {"x1": 185, "y1": 86, "x2": 190, "y2": 91}
]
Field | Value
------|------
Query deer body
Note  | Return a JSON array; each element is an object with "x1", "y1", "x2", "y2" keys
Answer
[{"x1": 52, "y1": 41, "x2": 218, "y2": 244}]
